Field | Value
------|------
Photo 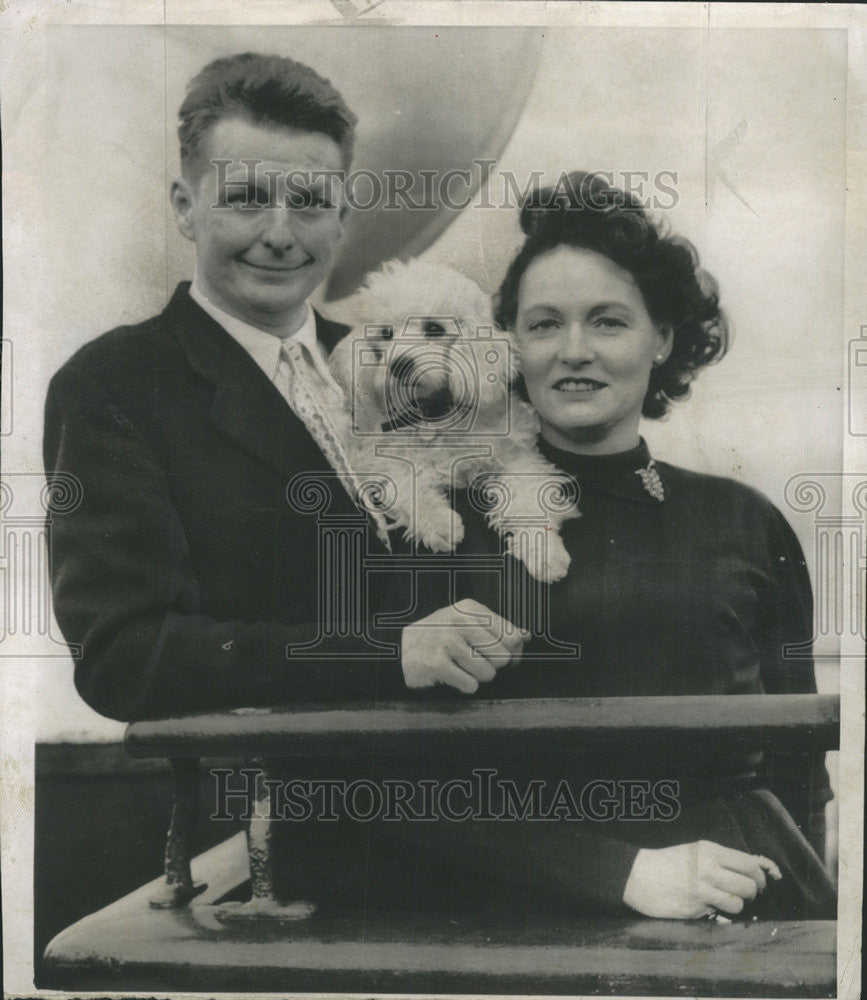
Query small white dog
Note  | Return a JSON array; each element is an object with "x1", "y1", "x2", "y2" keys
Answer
[{"x1": 328, "y1": 259, "x2": 579, "y2": 583}]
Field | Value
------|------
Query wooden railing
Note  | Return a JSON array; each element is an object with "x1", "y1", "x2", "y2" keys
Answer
[
  {"x1": 125, "y1": 693, "x2": 841, "y2": 757},
  {"x1": 42, "y1": 693, "x2": 840, "y2": 996}
]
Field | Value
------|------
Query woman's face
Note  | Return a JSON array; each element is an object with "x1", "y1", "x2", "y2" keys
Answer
[{"x1": 515, "y1": 245, "x2": 672, "y2": 455}]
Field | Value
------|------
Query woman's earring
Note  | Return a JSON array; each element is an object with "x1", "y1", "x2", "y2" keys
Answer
[{"x1": 653, "y1": 353, "x2": 665, "y2": 367}]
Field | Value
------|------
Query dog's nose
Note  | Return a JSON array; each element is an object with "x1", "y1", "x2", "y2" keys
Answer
[{"x1": 422, "y1": 321, "x2": 448, "y2": 337}]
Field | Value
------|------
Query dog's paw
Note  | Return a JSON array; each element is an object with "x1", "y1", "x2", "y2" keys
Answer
[
  {"x1": 539, "y1": 533, "x2": 572, "y2": 583},
  {"x1": 506, "y1": 529, "x2": 571, "y2": 583},
  {"x1": 417, "y1": 510, "x2": 464, "y2": 553},
  {"x1": 561, "y1": 501, "x2": 582, "y2": 523}
]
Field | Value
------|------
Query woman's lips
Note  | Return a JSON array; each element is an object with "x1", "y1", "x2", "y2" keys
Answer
[{"x1": 552, "y1": 377, "x2": 607, "y2": 392}]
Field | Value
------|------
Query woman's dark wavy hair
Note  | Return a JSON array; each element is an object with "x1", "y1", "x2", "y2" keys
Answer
[{"x1": 495, "y1": 171, "x2": 730, "y2": 419}]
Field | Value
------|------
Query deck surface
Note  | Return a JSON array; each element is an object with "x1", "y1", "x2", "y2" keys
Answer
[{"x1": 43, "y1": 833, "x2": 837, "y2": 996}]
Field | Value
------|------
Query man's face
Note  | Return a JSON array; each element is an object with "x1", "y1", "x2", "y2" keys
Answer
[{"x1": 171, "y1": 116, "x2": 347, "y2": 334}]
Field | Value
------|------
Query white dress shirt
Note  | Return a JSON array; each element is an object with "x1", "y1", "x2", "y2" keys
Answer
[{"x1": 189, "y1": 281, "x2": 342, "y2": 395}]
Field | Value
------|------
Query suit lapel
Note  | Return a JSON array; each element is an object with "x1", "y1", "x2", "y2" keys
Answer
[
  {"x1": 314, "y1": 312, "x2": 351, "y2": 355},
  {"x1": 165, "y1": 284, "x2": 349, "y2": 478}
]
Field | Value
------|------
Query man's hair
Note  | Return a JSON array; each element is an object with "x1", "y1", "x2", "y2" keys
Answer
[{"x1": 178, "y1": 52, "x2": 357, "y2": 176}]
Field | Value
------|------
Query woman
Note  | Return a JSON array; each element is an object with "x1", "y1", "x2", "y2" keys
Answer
[{"x1": 398, "y1": 172, "x2": 836, "y2": 922}]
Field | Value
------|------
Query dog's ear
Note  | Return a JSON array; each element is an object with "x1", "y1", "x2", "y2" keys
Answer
[
  {"x1": 343, "y1": 260, "x2": 409, "y2": 332},
  {"x1": 455, "y1": 283, "x2": 496, "y2": 331},
  {"x1": 328, "y1": 332, "x2": 355, "y2": 392}
]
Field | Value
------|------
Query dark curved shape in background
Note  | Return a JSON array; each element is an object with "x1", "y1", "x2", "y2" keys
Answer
[{"x1": 324, "y1": 28, "x2": 543, "y2": 300}]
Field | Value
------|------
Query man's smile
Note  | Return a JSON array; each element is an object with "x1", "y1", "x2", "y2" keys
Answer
[{"x1": 239, "y1": 257, "x2": 313, "y2": 273}]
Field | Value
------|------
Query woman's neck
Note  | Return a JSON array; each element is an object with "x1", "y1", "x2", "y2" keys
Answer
[{"x1": 538, "y1": 422, "x2": 642, "y2": 457}]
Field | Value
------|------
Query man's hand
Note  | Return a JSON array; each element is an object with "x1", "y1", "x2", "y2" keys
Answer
[
  {"x1": 401, "y1": 599, "x2": 527, "y2": 694},
  {"x1": 622, "y1": 840, "x2": 783, "y2": 919}
]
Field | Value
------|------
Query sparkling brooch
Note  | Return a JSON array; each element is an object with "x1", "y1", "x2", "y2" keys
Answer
[{"x1": 635, "y1": 460, "x2": 665, "y2": 502}]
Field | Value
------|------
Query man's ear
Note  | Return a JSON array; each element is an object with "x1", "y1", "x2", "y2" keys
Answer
[{"x1": 170, "y1": 177, "x2": 197, "y2": 242}]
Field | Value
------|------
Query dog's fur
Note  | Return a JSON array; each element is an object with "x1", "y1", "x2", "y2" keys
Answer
[{"x1": 328, "y1": 259, "x2": 580, "y2": 583}]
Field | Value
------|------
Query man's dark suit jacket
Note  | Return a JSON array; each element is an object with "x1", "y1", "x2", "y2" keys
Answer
[{"x1": 44, "y1": 283, "x2": 404, "y2": 721}]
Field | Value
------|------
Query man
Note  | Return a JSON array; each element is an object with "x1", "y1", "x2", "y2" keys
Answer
[
  {"x1": 45, "y1": 51, "x2": 520, "y2": 724},
  {"x1": 43, "y1": 52, "x2": 410, "y2": 722},
  {"x1": 42, "y1": 49, "x2": 530, "y2": 918}
]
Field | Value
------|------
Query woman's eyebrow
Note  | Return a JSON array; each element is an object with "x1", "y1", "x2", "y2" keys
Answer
[{"x1": 587, "y1": 301, "x2": 634, "y2": 317}]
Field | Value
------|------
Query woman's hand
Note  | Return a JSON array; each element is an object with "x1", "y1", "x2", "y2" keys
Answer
[
  {"x1": 622, "y1": 840, "x2": 783, "y2": 919},
  {"x1": 401, "y1": 599, "x2": 527, "y2": 694}
]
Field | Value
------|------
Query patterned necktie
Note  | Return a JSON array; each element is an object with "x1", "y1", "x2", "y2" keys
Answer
[{"x1": 277, "y1": 339, "x2": 391, "y2": 547}]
